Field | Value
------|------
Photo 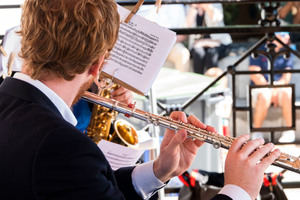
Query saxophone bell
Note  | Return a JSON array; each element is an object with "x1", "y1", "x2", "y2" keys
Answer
[{"x1": 109, "y1": 119, "x2": 139, "y2": 147}]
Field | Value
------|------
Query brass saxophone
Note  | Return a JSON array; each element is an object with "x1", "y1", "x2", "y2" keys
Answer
[
  {"x1": 85, "y1": 83, "x2": 138, "y2": 146},
  {"x1": 85, "y1": 84, "x2": 118, "y2": 143}
]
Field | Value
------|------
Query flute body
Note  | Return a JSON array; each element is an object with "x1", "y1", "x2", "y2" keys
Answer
[{"x1": 82, "y1": 91, "x2": 300, "y2": 174}]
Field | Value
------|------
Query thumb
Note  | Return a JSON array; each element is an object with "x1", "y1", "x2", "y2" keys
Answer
[{"x1": 166, "y1": 129, "x2": 187, "y2": 150}]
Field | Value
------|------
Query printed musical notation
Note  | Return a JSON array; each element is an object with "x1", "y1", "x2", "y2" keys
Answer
[
  {"x1": 110, "y1": 22, "x2": 158, "y2": 75},
  {"x1": 102, "y1": 5, "x2": 176, "y2": 95}
]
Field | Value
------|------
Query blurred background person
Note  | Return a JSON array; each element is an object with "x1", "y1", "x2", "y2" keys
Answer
[
  {"x1": 0, "y1": 26, "x2": 22, "y2": 84},
  {"x1": 249, "y1": 32, "x2": 295, "y2": 143},
  {"x1": 187, "y1": 3, "x2": 232, "y2": 74},
  {"x1": 138, "y1": 4, "x2": 191, "y2": 72},
  {"x1": 279, "y1": 2, "x2": 300, "y2": 49}
]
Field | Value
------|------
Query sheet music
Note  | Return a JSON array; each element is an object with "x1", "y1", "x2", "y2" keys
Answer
[
  {"x1": 110, "y1": 22, "x2": 157, "y2": 75},
  {"x1": 97, "y1": 129, "x2": 157, "y2": 170},
  {"x1": 98, "y1": 140, "x2": 144, "y2": 170},
  {"x1": 102, "y1": 5, "x2": 176, "y2": 95}
]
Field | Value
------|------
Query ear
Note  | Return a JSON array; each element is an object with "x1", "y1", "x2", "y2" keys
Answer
[{"x1": 88, "y1": 54, "x2": 105, "y2": 77}]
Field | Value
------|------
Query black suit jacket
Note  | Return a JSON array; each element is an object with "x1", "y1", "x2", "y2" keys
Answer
[
  {"x1": 0, "y1": 77, "x2": 233, "y2": 200},
  {"x1": 0, "y1": 78, "x2": 143, "y2": 200}
]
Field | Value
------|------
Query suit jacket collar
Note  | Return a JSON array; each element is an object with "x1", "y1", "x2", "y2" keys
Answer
[{"x1": 0, "y1": 77, "x2": 62, "y2": 118}]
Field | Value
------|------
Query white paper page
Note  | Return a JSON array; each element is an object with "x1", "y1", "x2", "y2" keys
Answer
[
  {"x1": 102, "y1": 5, "x2": 176, "y2": 95},
  {"x1": 98, "y1": 140, "x2": 144, "y2": 170}
]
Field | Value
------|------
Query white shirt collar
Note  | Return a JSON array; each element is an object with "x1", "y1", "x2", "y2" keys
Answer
[{"x1": 14, "y1": 73, "x2": 78, "y2": 126}]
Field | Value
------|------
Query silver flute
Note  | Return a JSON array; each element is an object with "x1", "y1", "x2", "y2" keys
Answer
[{"x1": 82, "y1": 91, "x2": 300, "y2": 174}]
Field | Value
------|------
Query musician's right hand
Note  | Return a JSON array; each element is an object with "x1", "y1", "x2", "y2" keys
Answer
[
  {"x1": 153, "y1": 111, "x2": 215, "y2": 183},
  {"x1": 224, "y1": 135, "x2": 280, "y2": 200}
]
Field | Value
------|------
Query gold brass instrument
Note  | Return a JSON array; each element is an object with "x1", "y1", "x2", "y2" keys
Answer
[
  {"x1": 85, "y1": 84, "x2": 118, "y2": 143},
  {"x1": 85, "y1": 82, "x2": 138, "y2": 147},
  {"x1": 82, "y1": 91, "x2": 300, "y2": 174},
  {"x1": 110, "y1": 119, "x2": 138, "y2": 147}
]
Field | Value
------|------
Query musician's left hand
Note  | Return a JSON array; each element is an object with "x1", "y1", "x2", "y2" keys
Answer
[
  {"x1": 153, "y1": 111, "x2": 216, "y2": 183},
  {"x1": 224, "y1": 135, "x2": 280, "y2": 200},
  {"x1": 111, "y1": 86, "x2": 133, "y2": 105}
]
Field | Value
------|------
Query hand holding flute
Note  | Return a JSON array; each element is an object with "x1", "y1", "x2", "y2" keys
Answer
[
  {"x1": 153, "y1": 112, "x2": 216, "y2": 183},
  {"x1": 225, "y1": 135, "x2": 280, "y2": 200},
  {"x1": 153, "y1": 111, "x2": 279, "y2": 200}
]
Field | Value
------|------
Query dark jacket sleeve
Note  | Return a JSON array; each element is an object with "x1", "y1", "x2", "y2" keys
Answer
[
  {"x1": 211, "y1": 194, "x2": 233, "y2": 200},
  {"x1": 114, "y1": 167, "x2": 145, "y2": 199},
  {"x1": 32, "y1": 127, "x2": 142, "y2": 200}
]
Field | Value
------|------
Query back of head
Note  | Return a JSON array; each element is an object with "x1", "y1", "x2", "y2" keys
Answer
[{"x1": 20, "y1": 0, "x2": 120, "y2": 81}]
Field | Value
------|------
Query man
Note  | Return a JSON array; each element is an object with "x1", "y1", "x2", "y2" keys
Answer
[
  {"x1": 0, "y1": 0, "x2": 279, "y2": 200},
  {"x1": 249, "y1": 32, "x2": 295, "y2": 143}
]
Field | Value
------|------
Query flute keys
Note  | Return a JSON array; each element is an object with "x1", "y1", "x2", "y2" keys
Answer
[
  {"x1": 277, "y1": 153, "x2": 300, "y2": 169},
  {"x1": 213, "y1": 141, "x2": 221, "y2": 149}
]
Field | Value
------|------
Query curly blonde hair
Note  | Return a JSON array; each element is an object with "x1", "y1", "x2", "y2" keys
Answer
[{"x1": 20, "y1": 0, "x2": 120, "y2": 80}]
